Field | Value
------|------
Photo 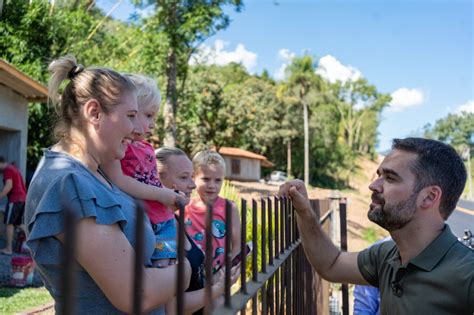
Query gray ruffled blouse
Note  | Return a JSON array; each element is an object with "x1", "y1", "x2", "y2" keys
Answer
[{"x1": 25, "y1": 150, "x2": 164, "y2": 314}]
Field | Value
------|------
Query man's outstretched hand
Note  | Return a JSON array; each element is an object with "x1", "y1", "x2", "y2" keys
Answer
[{"x1": 279, "y1": 179, "x2": 313, "y2": 218}]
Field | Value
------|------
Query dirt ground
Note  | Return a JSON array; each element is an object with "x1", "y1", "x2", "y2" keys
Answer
[{"x1": 229, "y1": 155, "x2": 389, "y2": 252}]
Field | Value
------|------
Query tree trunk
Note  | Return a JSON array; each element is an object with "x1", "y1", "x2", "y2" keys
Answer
[
  {"x1": 163, "y1": 48, "x2": 177, "y2": 147},
  {"x1": 303, "y1": 100, "x2": 309, "y2": 186},
  {"x1": 287, "y1": 139, "x2": 292, "y2": 179}
]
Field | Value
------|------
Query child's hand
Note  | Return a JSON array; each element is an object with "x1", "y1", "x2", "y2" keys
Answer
[
  {"x1": 173, "y1": 190, "x2": 188, "y2": 210},
  {"x1": 157, "y1": 188, "x2": 186, "y2": 208}
]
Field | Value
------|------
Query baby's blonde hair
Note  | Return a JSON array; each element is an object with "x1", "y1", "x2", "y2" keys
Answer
[
  {"x1": 123, "y1": 74, "x2": 161, "y2": 110},
  {"x1": 192, "y1": 150, "x2": 226, "y2": 172}
]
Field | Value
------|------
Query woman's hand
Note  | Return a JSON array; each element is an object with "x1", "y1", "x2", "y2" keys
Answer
[{"x1": 211, "y1": 264, "x2": 241, "y2": 297}]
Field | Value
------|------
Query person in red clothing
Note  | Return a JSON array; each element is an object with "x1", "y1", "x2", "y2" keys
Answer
[{"x1": 0, "y1": 156, "x2": 27, "y2": 255}]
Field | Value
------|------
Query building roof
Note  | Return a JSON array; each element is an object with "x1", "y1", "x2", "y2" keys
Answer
[
  {"x1": 218, "y1": 147, "x2": 274, "y2": 167},
  {"x1": 0, "y1": 60, "x2": 48, "y2": 102}
]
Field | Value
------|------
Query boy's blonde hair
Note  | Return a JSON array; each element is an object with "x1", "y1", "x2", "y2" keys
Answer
[
  {"x1": 123, "y1": 74, "x2": 161, "y2": 110},
  {"x1": 192, "y1": 150, "x2": 226, "y2": 172}
]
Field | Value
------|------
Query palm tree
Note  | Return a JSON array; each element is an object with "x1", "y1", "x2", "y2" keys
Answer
[{"x1": 286, "y1": 55, "x2": 324, "y2": 185}]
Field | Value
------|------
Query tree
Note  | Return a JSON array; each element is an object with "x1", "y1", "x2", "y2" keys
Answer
[
  {"x1": 134, "y1": 0, "x2": 243, "y2": 147},
  {"x1": 285, "y1": 55, "x2": 326, "y2": 185},
  {"x1": 424, "y1": 112, "x2": 474, "y2": 198},
  {"x1": 331, "y1": 78, "x2": 390, "y2": 156},
  {"x1": 0, "y1": 0, "x2": 148, "y2": 169}
]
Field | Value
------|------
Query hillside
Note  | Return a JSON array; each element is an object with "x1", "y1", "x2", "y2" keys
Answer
[{"x1": 230, "y1": 155, "x2": 389, "y2": 251}]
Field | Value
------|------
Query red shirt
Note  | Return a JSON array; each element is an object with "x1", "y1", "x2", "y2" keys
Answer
[
  {"x1": 120, "y1": 140, "x2": 173, "y2": 224},
  {"x1": 3, "y1": 164, "x2": 27, "y2": 203},
  {"x1": 184, "y1": 196, "x2": 231, "y2": 270}
]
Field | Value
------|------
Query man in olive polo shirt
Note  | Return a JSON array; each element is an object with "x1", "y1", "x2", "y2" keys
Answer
[{"x1": 280, "y1": 138, "x2": 473, "y2": 314}]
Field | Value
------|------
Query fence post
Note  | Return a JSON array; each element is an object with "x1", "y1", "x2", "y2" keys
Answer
[{"x1": 339, "y1": 199, "x2": 349, "y2": 315}]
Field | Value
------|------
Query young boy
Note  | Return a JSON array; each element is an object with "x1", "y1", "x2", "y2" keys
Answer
[{"x1": 184, "y1": 150, "x2": 241, "y2": 272}]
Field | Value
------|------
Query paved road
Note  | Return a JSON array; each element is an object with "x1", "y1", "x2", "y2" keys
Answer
[{"x1": 447, "y1": 199, "x2": 474, "y2": 240}]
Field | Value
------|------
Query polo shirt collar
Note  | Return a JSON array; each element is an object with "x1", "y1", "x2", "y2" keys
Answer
[{"x1": 409, "y1": 224, "x2": 457, "y2": 271}]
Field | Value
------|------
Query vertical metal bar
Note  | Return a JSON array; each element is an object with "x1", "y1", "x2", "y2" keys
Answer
[
  {"x1": 280, "y1": 197, "x2": 284, "y2": 254},
  {"x1": 176, "y1": 201, "x2": 186, "y2": 315},
  {"x1": 274, "y1": 268, "x2": 280, "y2": 315},
  {"x1": 204, "y1": 203, "x2": 214, "y2": 315},
  {"x1": 304, "y1": 253, "x2": 312, "y2": 315},
  {"x1": 132, "y1": 201, "x2": 145, "y2": 315},
  {"x1": 262, "y1": 284, "x2": 268, "y2": 315},
  {"x1": 252, "y1": 199, "x2": 258, "y2": 282},
  {"x1": 290, "y1": 199, "x2": 295, "y2": 244},
  {"x1": 278, "y1": 263, "x2": 286, "y2": 314},
  {"x1": 285, "y1": 198, "x2": 288, "y2": 245},
  {"x1": 61, "y1": 207, "x2": 77, "y2": 315},
  {"x1": 274, "y1": 196, "x2": 279, "y2": 260},
  {"x1": 269, "y1": 275, "x2": 275, "y2": 315},
  {"x1": 240, "y1": 198, "x2": 248, "y2": 295},
  {"x1": 261, "y1": 198, "x2": 267, "y2": 315},
  {"x1": 340, "y1": 199, "x2": 349, "y2": 315},
  {"x1": 252, "y1": 199, "x2": 258, "y2": 315},
  {"x1": 294, "y1": 249, "x2": 299, "y2": 315},
  {"x1": 285, "y1": 259, "x2": 291, "y2": 315},
  {"x1": 293, "y1": 201, "x2": 298, "y2": 243},
  {"x1": 291, "y1": 252, "x2": 298, "y2": 314},
  {"x1": 261, "y1": 198, "x2": 267, "y2": 273},
  {"x1": 225, "y1": 200, "x2": 233, "y2": 307},
  {"x1": 268, "y1": 197, "x2": 273, "y2": 266},
  {"x1": 299, "y1": 248, "x2": 304, "y2": 315},
  {"x1": 252, "y1": 294, "x2": 257, "y2": 315}
]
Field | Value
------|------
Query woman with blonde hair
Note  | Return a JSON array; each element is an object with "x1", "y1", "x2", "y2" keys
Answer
[{"x1": 25, "y1": 56, "x2": 190, "y2": 314}]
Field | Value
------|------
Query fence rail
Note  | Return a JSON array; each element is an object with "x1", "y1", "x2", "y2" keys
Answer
[{"x1": 61, "y1": 195, "x2": 348, "y2": 315}]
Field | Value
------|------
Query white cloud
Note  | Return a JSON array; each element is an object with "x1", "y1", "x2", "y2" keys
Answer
[
  {"x1": 190, "y1": 40, "x2": 258, "y2": 73},
  {"x1": 315, "y1": 55, "x2": 362, "y2": 83},
  {"x1": 273, "y1": 48, "x2": 295, "y2": 81},
  {"x1": 454, "y1": 100, "x2": 474, "y2": 114},
  {"x1": 388, "y1": 88, "x2": 425, "y2": 112}
]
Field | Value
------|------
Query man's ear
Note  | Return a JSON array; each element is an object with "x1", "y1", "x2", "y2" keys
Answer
[
  {"x1": 419, "y1": 185, "x2": 442, "y2": 209},
  {"x1": 83, "y1": 99, "x2": 101, "y2": 124}
]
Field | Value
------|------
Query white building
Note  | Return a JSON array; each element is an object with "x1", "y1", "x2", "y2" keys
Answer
[{"x1": 0, "y1": 59, "x2": 48, "y2": 177}]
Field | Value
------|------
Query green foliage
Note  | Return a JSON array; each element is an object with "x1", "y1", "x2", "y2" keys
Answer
[
  {"x1": 362, "y1": 227, "x2": 378, "y2": 244},
  {"x1": 2, "y1": 0, "x2": 388, "y2": 189},
  {"x1": 423, "y1": 112, "x2": 474, "y2": 148},
  {"x1": 134, "y1": 0, "x2": 244, "y2": 145},
  {"x1": 0, "y1": 287, "x2": 53, "y2": 314}
]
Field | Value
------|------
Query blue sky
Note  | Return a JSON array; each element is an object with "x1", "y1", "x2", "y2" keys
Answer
[{"x1": 97, "y1": 0, "x2": 473, "y2": 152}]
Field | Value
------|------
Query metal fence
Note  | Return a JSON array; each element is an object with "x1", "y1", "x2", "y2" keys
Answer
[{"x1": 61, "y1": 196, "x2": 348, "y2": 315}]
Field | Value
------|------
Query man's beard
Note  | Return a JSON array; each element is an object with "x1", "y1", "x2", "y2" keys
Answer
[{"x1": 368, "y1": 192, "x2": 418, "y2": 231}]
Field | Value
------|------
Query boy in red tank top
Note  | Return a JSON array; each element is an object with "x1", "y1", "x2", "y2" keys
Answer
[{"x1": 184, "y1": 150, "x2": 241, "y2": 272}]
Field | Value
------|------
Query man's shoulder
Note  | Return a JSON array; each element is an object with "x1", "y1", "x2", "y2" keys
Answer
[
  {"x1": 446, "y1": 240, "x2": 474, "y2": 266},
  {"x1": 370, "y1": 238, "x2": 397, "y2": 255}
]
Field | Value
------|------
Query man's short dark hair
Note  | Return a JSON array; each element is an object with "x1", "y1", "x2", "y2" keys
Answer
[
  {"x1": 392, "y1": 137, "x2": 467, "y2": 219},
  {"x1": 0, "y1": 156, "x2": 5, "y2": 163}
]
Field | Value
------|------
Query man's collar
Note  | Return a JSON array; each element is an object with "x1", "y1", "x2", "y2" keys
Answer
[{"x1": 408, "y1": 224, "x2": 457, "y2": 271}]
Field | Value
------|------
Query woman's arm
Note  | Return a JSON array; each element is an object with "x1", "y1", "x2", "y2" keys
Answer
[
  {"x1": 101, "y1": 159, "x2": 179, "y2": 207},
  {"x1": 57, "y1": 218, "x2": 191, "y2": 313},
  {"x1": 166, "y1": 266, "x2": 240, "y2": 315}
]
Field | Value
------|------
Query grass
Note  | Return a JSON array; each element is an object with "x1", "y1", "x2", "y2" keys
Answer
[
  {"x1": 362, "y1": 227, "x2": 378, "y2": 244},
  {"x1": 0, "y1": 286, "x2": 53, "y2": 314}
]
